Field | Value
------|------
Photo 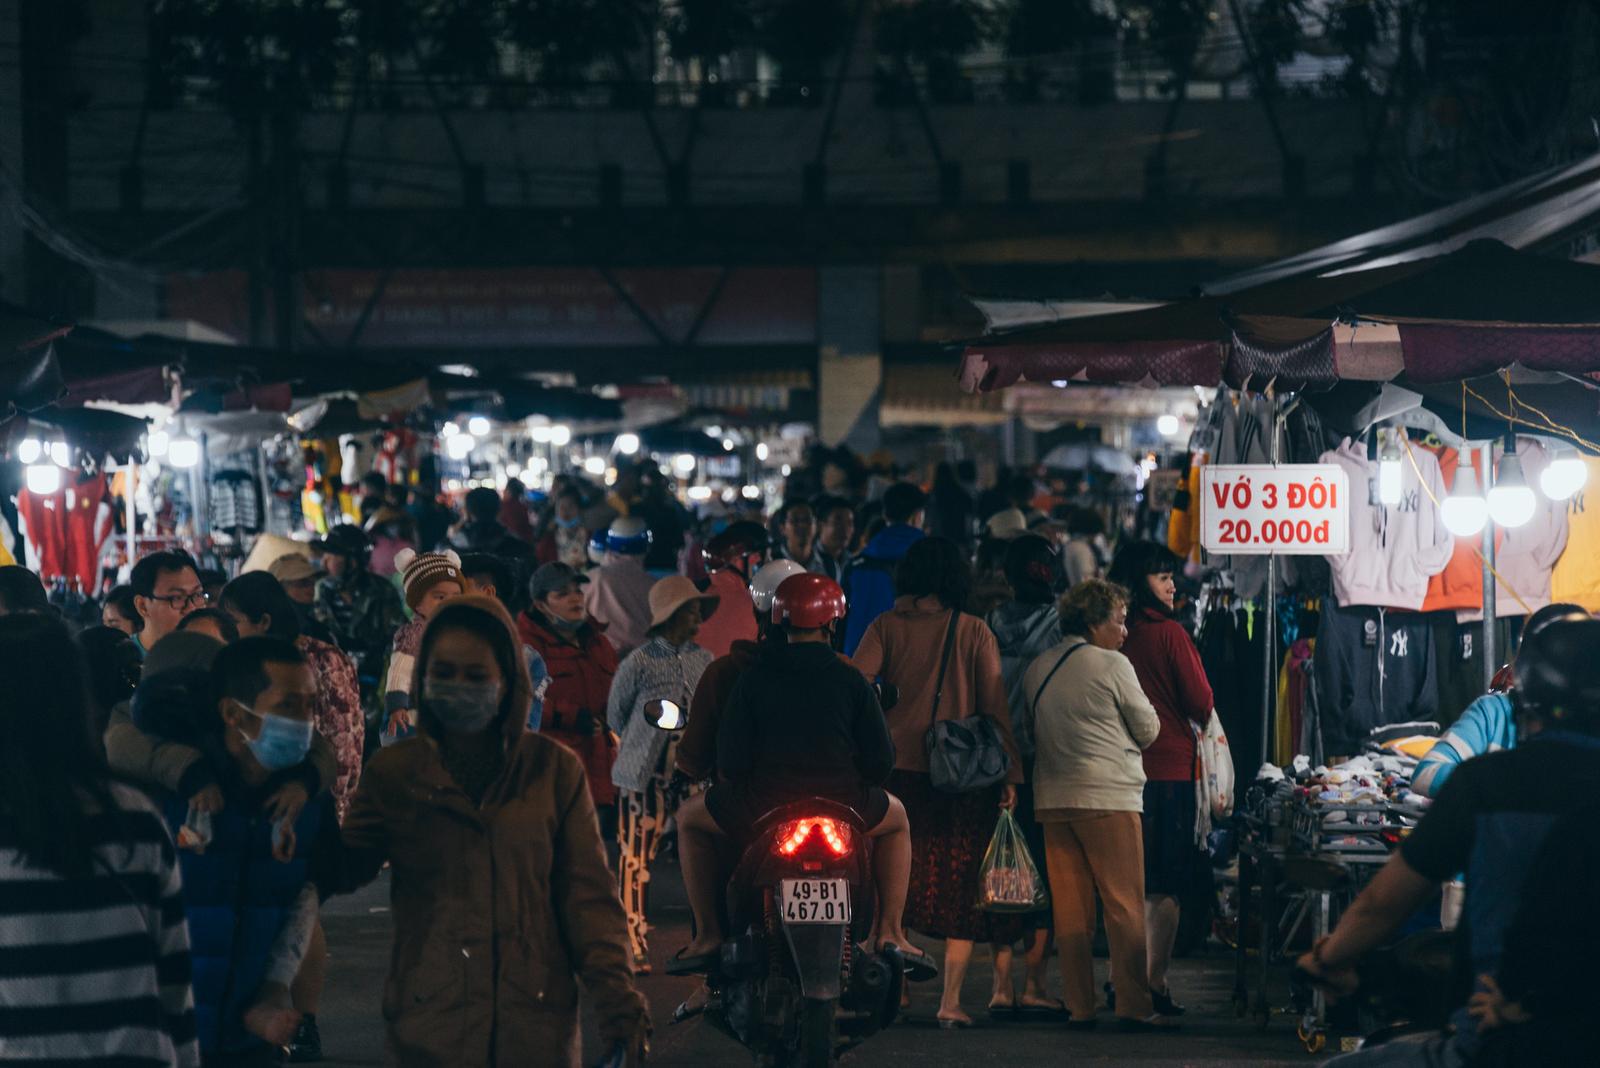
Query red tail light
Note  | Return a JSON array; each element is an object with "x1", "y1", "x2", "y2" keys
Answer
[{"x1": 774, "y1": 817, "x2": 853, "y2": 857}]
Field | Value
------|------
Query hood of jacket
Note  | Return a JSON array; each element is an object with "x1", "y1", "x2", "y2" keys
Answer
[
  {"x1": 413, "y1": 594, "x2": 534, "y2": 745},
  {"x1": 755, "y1": 638, "x2": 841, "y2": 675},
  {"x1": 987, "y1": 600, "x2": 1061, "y2": 657},
  {"x1": 861, "y1": 522, "x2": 925, "y2": 562}
]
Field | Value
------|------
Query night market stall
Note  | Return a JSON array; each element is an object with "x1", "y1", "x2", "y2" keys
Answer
[{"x1": 956, "y1": 234, "x2": 1600, "y2": 1053}]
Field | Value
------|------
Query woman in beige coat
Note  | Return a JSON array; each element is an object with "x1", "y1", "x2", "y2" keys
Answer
[
  {"x1": 335, "y1": 595, "x2": 650, "y2": 1066},
  {"x1": 1021, "y1": 579, "x2": 1166, "y2": 1031}
]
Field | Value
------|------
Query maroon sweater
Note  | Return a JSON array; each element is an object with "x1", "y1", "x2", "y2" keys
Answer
[{"x1": 1121, "y1": 606, "x2": 1214, "y2": 782}]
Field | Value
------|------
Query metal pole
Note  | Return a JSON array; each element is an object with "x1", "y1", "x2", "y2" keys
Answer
[
  {"x1": 1480, "y1": 442, "x2": 1497, "y2": 689},
  {"x1": 1260, "y1": 395, "x2": 1280, "y2": 771},
  {"x1": 124, "y1": 460, "x2": 137, "y2": 576}
]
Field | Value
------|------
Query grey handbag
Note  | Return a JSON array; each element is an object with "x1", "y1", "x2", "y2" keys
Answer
[{"x1": 924, "y1": 611, "x2": 1012, "y2": 793}]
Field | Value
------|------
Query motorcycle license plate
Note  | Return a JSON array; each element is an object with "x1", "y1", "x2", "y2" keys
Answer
[{"x1": 779, "y1": 878, "x2": 851, "y2": 925}]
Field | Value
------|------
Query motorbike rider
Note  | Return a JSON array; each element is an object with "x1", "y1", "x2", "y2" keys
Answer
[
  {"x1": 676, "y1": 558, "x2": 806, "y2": 782},
  {"x1": 1298, "y1": 617, "x2": 1600, "y2": 1067},
  {"x1": 672, "y1": 573, "x2": 936, "y2": 980}
]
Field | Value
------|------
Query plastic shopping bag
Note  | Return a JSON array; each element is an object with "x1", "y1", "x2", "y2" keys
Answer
[{"x1": 976, "y1": 809, "x2": 1049, "y2": 913}]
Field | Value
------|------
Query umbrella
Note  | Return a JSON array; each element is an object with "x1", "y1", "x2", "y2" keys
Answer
[{"x1": 1039, "y1": 443, "x2": 1140, "y2": 479}]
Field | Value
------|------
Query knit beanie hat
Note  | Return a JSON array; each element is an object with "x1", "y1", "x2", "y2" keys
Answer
[{"x1": 395, "y1": 547, "x2": 464, "y2": 612}]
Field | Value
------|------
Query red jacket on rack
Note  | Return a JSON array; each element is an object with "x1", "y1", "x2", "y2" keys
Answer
[
  {"x1": 516, "y1": 608, "x2": 620, "y2": 807},
  {"x1": 1122, "y1": 605, "x2": 1215, "y2": 783}
]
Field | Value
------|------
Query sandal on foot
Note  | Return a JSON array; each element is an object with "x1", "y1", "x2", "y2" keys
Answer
[
  {"x1": 937, "y1": 1014, "x2": 974, "y2": 1030},
  {"x1": 880, "y1": 942, "x2": 939, "y2": 982},
  {"x1": 1015, "y1": 998, "x2": 1069, "y2": 1019},
  {"x1": 986, "y1": 998, "x2": 1016, "y2": 1019},
  {"x1": 665, "y1": 948, "x2": 718, "y2": 976}
]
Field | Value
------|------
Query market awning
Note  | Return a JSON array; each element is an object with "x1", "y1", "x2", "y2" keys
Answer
[{"x1": 960, "y1": 240, "x2": 1600, "y2": 392}]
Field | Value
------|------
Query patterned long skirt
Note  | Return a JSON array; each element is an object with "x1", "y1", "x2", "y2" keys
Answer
[{"x1": 890, "y1": 770, "x2": 1030, "y2": 945}]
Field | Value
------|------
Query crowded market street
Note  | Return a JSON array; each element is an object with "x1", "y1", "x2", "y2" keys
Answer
[
  {"x1": 5, "y1": 5, "x2": 1600, "y2": 1068},
  {"x1": 317, "y1": 867, "x2": 1310, "y2": 1067}
]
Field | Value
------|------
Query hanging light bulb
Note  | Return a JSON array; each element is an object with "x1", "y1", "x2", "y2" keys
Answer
[
  {"x1": 1539, "y1": 448, "x2": 1588, "y2": 502},
  {"x1": 1487, "y1": 445, "x2": 1536, "y2": 529},
  {"x1": 1377, "y1": 435, "x2": 1403, "y2": 506},
  {"x1": 445, "y1": 433, "x2": 476, "y2": 461},
  {"x1": 47, "y1": 440, "x2": 71, "y2": 468},
  {"x1": 1441, "y1": 461, "x2": 1488, "y2": 538},
  {"x1": 755, "y1": 442, "x2": 769, "y2": 462},
  {"x1": 672, "y1": 453, "x2": 697, "y2": 476},
  {"x1": 16, "y1": 437, "x2": 41, "y2": 464},
  {"x1": 467, "y1": 415, "x2": 491, "y2": 437},
  {"x1": 583, "y1": 456, "x2": 607, "y2": 475},
  {"x1": 167, "y1": 435, "x2": 201, "y2": 469},
  {"x1": 615, "y1": 432, "x2": 640, "y2": 456},
  {"x1": 529, "y1": 424, "x2": 553, "y2": 444},
  {"x1": 1156, "y1": 414, "x2": 1181, "y2": 437},
  {"x1": 146, "y1": 429, "x2": 169, "y2": 458},
  {"x1": 25, "y1": 463, "x2": 61, "y2": 495},
  {"x1": 549, "y1": 425, "x2": 572, "y2": 447}
]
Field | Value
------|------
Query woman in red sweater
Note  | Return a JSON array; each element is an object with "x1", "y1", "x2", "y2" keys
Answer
[{"x1": 1108, "y1": 542, "x2": 1213, "y2": 1016}]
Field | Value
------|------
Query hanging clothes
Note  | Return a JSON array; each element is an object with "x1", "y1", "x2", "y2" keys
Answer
[
  {"x1": 1431, "y1": 615, "x2": 1518, "y2": 729},
  {"x1": 1455, "y1": 439, "x2": 1569, "y2": 620},
  {"x1": 62, "y1": 472, "x2": 114, "y2": 592},
  {"x1": 16, "y1": 485, "x2": 70, "y2": 580},
  {"x1": 1319, "y1": 436, "x2": 1454, "y2": 610},
  {"x1": 210, "y1": 470, "x2": 262, "y2": 534},
  {"x1": 1313, "y1": 600, "x2": 1439, "y2": 759},
  {"x1": 1550, "y1": 454, "x2": 1600, "y2": 611},
  {"x1": 1274, "y1": 638, "x2": 1315, "y2": 767}
]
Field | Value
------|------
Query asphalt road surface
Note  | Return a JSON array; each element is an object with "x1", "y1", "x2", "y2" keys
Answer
[{"x1": 314, "y1": 853, "x2": 1332, "y2": 1067}]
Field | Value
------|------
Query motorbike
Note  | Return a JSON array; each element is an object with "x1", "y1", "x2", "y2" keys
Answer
[
  {"x1": 646, "y1": 698, "x2": 904, "y2": 1068},
  {"x1": 1292, "y1": 929, "x2": 1458, "y2": 1053}
]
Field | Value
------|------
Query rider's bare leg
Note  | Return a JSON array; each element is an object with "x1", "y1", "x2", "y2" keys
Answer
[
  {"x1": 677, "y1": 794, "x2": 725, "y2": 958},
  {"x1": 867, "y1": 794, "x2": 913, "y2": 953}
]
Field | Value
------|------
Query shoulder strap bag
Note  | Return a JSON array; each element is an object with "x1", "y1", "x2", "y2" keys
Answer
[{"x1": 924, "y1": 610, "x2": 1013, "y2": 793}]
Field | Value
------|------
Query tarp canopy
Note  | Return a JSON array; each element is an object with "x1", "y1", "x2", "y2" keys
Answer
[
  {"x1": 960, "y1": 240, "x2": 1600, "y2": 393},
  {"x1": 1207, "y1": 151, "x2": 1600, "y2": 294}
]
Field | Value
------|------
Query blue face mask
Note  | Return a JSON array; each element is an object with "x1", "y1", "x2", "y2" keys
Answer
[
  {"x1": 237, "y1": 705, "x2": 315, "y2": 770},
  {"x1": 555, "y1": 515, "x2": 581, "y2": 530}
]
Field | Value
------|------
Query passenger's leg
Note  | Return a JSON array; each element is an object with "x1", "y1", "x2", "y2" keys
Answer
[
  {"x1": 866, "y1": 794, "x2": 912, "y2": 952},
  {"x1": 1145, "y1": 894, "x2": 1181, "y2": 996},
  {"x1": 676, "y1": 794, "x2": 727, "y2": 958},
  {"x1": 1018, "y1": 928, "x2": 1054, "y2": 1009}
]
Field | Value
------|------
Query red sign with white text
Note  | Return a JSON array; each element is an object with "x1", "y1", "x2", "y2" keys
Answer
[{"x1": 1200, "y1": 464, "x2": 1349, "y2": 555}]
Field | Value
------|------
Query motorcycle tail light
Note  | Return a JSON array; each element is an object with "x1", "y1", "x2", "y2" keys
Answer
[{"x1": 774, "y1": 816, "x2": 852, "y2": 857}]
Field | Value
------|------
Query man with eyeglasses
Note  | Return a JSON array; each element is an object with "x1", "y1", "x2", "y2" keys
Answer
[{"x1": 130, "y1": 550, "x2": 207, "y2": 657}]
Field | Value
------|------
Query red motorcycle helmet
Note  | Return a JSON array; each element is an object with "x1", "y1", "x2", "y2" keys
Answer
[{"x1": 771, "y1": 573, "x2": 847, "y2": 629}]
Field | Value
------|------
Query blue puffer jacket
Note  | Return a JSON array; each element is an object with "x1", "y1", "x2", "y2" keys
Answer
[
  {"x1": 843, "y1": 524, "x2": 926, "y2": 656},
  {"x1": 163, "y1": 787, "x2": 327, "y2": 1055}
]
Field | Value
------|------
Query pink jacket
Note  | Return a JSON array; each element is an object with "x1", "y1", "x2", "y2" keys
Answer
[
  {"x1": 583, "y1": 556, "x2": 657, "y2": 657},
  {"x1": 693, "y1": 568, "x2": 758, "y2": 660},
  {"x1": 1321, "y1": 437, "x2": 1454, "y2": 610}
]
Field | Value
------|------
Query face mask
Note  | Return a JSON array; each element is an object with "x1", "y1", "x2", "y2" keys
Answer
[
  {"x1": 555, "y1": 515, "x2": 581, "y2": 529},
  {"x1": 237, "y1": 705, "x2": 315, "y2": 770},
  {"x1": 424, "y1": 679, "x2": 502, "y2": 733}
]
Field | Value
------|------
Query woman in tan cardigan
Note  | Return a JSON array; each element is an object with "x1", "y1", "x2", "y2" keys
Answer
[
  {"x1": 852, "y1": 536, "x2": 1024, "y2": 1028},
  {"x1": 1022, "y1": 579, "x2": 1166, "y2": 1031}
]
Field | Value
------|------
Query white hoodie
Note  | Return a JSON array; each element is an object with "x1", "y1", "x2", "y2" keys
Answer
[
  {"x1": 1457, "y1": 439, "x2": 1569, "y2": 620},
  {"x1": 1320, "y1": 437, "x2": 1454, "y2": 610}
]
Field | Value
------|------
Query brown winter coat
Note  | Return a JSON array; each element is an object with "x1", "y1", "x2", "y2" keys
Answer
[
  {"x1": 851, "y1": 595, "x2": 1024, "y2": 783},
  {"x1": 337, "y1": 596, "x2": 647, "y2": 1067}
]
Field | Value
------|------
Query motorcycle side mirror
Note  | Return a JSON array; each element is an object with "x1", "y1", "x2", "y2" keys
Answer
[
  {"x1": 875, "y1": 681, "x2": 899, "y2": 712},
  {"x1": 645, "y1": 698, "x2": 685, "y2": 730}
]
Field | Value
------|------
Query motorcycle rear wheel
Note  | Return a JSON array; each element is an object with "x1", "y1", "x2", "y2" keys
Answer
[{"x1": 797, "y1": 998, "x2": 836, "y2": 1067}]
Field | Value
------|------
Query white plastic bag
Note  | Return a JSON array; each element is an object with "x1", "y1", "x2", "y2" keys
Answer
[{"x1": 1197, "y1": 710, "x2": 1234, "y2": 820}]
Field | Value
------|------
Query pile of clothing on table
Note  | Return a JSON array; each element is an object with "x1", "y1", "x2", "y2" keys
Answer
[{"x1": 1248, "y1": 724, "x2": 1438, "y2": 851}]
